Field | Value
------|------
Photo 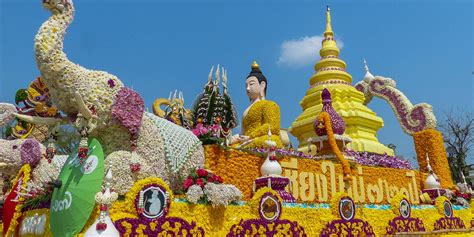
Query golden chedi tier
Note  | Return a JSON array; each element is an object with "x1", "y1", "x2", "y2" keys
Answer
[{"x1": 289, "y1": 7, "x2": 393, "y2": 155}]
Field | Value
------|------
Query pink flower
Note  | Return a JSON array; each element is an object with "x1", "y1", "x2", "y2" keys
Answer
[
  {"x1": 210, "y1": 124, "x2": 220, "y2": 133},
  {"x1": 193, "y1": 123, "x2": 208, "y2": 136}
]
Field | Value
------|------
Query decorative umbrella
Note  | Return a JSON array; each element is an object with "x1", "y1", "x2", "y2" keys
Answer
[{"x1": 50, "y1": 138, "x2": 104, "y2": 237}]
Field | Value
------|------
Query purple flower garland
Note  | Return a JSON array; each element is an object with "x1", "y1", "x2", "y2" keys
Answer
[
  {"x1": 345, "y1": 149, "x2": 414, "y2": 170},
  {"x1": 248, "y1": 147, "x2": 414, "y2": 170}
]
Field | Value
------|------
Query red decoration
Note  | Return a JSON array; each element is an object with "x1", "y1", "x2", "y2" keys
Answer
[
  {"x1": 78, "y1": 147, "x2": 89, "y2": 164},
  {"x1": 45, "y1": 147, "x2": 55, "y2": 162},
  {"x1": 183, "y1": 178, "x2": 193, "y2": 190},
  {"x1": 182, "y1": 168, "x2": 224, "y2": 191},
  {"x1": 196, "y1": 168, "x2": 208, "y2": 177},
  {"x1": 96, "y1": 222, "x2": 107, "y2": 231},
  {"x1": 2, "y1": 174, "x2": 23, "y2": 234},
  {"x1": 130, "y1": 163, "x2": 141, "y2": 172},
  {"x1": 269, "y1": 155, "x2": 278, "y2": 161},
  {"x1": 196, "y1": 178, "x2": 204, "y2": 187}
]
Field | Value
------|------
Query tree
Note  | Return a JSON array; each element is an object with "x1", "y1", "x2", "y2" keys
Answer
[{"x1": 439, "y1": 110, "x2": 474, "y2": 184}]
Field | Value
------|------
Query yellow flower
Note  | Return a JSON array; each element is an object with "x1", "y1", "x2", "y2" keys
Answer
[{"x1": 390, "y1": 193, "x2": 407, "y2": 215}]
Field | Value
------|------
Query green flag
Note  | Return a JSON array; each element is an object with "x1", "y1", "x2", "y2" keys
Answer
[{"x1": 50, "y1": 138, "x2": 104, "y2": 237}]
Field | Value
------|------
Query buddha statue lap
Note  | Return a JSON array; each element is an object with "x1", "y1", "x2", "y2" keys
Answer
[{"x1": 232, "y1": 61, "x2": 283, "y2": 148}]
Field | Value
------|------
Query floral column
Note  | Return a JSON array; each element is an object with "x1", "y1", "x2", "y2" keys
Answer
[{"x1": 413, "y1": 128, "x2": 454, "y2": 189}]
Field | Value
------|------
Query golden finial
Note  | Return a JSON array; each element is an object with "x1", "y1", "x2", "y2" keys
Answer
[
  {"x1": 326, "y1": 6, "x2": 331, "y2": 23},
  {"x1": 251, "y1": 60, "x2": 260, "y2": 70},
  {"x1": 325, "y1": 6, "x2": 333, "y2": 36}
]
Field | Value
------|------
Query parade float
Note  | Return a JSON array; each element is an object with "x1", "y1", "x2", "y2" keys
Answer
[{"x1": 0, "y1": 0, "x2": 472, "y2": 236}]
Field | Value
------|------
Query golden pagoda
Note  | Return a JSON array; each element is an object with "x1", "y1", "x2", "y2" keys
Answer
[{"x1": 289, "y1": 7, "x2": 393, "y2": 155}]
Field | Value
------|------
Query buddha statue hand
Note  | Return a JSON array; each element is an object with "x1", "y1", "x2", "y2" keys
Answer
[{"x1": 230, "y1": 134, "x2": 250, "y2": 145}]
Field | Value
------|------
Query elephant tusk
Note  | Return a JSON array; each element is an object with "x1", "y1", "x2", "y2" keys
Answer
[
  {"x1": 73, "y1": 91, "x2": 97, "y2": 119},
  {"x1": 14, "y1": 113, "x2": 64, "y2": 126}
]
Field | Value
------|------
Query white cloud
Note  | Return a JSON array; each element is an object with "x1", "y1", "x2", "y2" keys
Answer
[{"x1": 277, "y1": 35, "x2": 344, "y2": 68}]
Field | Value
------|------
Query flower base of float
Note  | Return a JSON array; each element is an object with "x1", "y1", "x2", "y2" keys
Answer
[
  {"x1": 253, "y1": 176, "x2": 296, "y2": 203},
  {"x1": 5, "y1": 147, "x2": 474, "y2": 236},
  {"x1": 205, "y1": 145, "x2": 431, "y2": 204},
  {"x1": 12, "y1": 185, "x2": 473, "y2": 236}
]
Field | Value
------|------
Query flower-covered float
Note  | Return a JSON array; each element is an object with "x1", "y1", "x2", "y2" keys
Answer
[{"x1": 0, "y1": 1, "x2": 472, "y2": 236}]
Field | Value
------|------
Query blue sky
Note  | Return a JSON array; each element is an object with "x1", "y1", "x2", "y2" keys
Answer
[{"x1": 1, "y1": 0, "x2": 473, "y2": 166}]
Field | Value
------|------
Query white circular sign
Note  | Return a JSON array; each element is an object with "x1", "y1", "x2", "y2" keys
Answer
[{"x1": 81, "y1": 155, "x2": 98, "y2": 174}]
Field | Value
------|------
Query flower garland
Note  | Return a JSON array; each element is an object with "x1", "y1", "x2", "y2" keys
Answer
[
  {"x1": 317, "y1": 112, "x2": 351, "y2": 181},
  {"x1": 5, "y1": 164, "x2": 31, "y2": 236},
  {"x1": 345, "y1": 149, "x2": 414, "y2": 170},
  {"x1": 250, "y1": 147, "x2": 314, "y2": 159}
]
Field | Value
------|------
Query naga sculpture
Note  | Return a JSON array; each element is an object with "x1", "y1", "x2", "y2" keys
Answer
[
  {"x1": 1, "y1": 0, "x2": 206, "y2": 194},
  {"x1": 153, "y1": 90, "x2": 194, "y2": 129},
  {"x1": 355, "y1": 62, "x2": 437, "y2": 135}
]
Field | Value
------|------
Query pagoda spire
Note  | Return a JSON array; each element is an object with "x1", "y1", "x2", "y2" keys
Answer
[
  {"x1": 324, "y1": 6, "x2": 333, "y2": 37},
  {"x1": 311, "y1": 6, "x2": 352, "y2": 85},
  {"x1": 289, "y1": 6, "x2": 394, "y2": 157}
]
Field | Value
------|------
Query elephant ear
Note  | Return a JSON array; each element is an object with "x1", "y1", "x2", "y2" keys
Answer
[
  {"x1": 111, "y1": 87, "x2": 145, "y2": 139},
  {"x1": 0, "y1": 103, "x2": 18, "y2": 127}
]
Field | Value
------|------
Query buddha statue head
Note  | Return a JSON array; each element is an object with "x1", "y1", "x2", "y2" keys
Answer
[{"x1": 246, "y1": 61, "x2": 267, "y2": 102}]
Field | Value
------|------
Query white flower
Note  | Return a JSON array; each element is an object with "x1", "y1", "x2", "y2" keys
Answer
[
  {"x1": 186, "y1": 185, "x2": 204, "y2": 204},
  {"x1": 203, "y1": 183, "x2": 242, "y2": 207}
]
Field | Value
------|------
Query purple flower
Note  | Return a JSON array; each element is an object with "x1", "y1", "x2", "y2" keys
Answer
[
  {"x1": 108, "y1": 79, "x2": 116, "y2": 88},
  {"x1": 345, "y1": 149, "x2": 414, "y2": 170},
  {"x1": 111, "y1": 87, "x2": 145, "y2": 138}
]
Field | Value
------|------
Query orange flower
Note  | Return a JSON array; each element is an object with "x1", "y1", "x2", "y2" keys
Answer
[{"x1": 318, "y1": 112, "x2": 351, "y2": 181}]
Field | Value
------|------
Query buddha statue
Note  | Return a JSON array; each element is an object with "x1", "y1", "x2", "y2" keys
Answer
[{"x1": 231, "y1": 61, "x2": 283, "y2": 148}]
